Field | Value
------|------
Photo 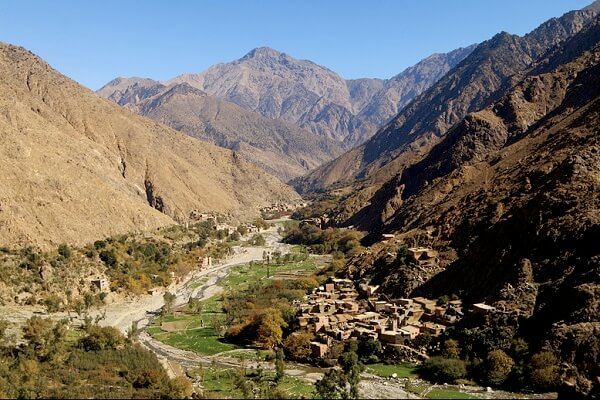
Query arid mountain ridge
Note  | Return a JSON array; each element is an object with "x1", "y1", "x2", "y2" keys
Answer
[
  {"x1": 329, "y1": 8, "x2": 599, "y2": 396},
  {"x1": 0, "y1": 43, "x2": 298, "y2": 249},
  {"x1": 98, "y1": 78, "x2": 344, "y2": 181},
  {"x1": 98, "y1": 45, "x2": 475, "y2": 154},
  {"x1": 294, "y1": 4, "x2": 599, "y2": 198}
]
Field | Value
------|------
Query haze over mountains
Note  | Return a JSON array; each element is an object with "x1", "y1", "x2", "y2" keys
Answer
[
  {"x1": 98, "y1": 45, "x2": 475, "y2": 181},
  {"x1": 0, "y1": 43, "x2": 298, "y2": 249}
]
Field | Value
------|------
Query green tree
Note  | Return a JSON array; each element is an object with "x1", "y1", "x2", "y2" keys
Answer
[
  {"x1": 275, "y1": 348, "x2": 285, "y2": 383},
  {"x1": 162, "y1": 292, "x2": 176, "y2": 316},
  {"x1": 339, "y1": 341, "x2": 364, "y2": 399},
  {"x1": 22, "y1": 316, "x2": 55, "y2": 360},
  {"x1": 357, "y1": 337, "x2": 381, "y2": 364},
  {"x1": 419, "y1": 356, "x2": 467, "y2": 383},
  {"x1": 237, "y1": 225, "x2": 248, "y2": 236},
  {"x1": 99, "y1": 249, "x2": 117, "y2": 267},
  {"x1": 441, "y1": 339, "x2": 461, "y2": 359},
  {"x1": 80, "y1": 325, "x2": 126, "y2": 351},
  {"x1": 315, "y1": 368, "x2": 347, "y2": 399},
  {"x1": 250, "y1": 234, "x2": 266, "y2": 246},
  {"x1": 127, "y1": 320, "x2": 139, "y2": 342},
  {"x1": 486, "y1": 349, "x2": 514, "y2": 386},
  {"x1": 528, "y1": 351, "x2": 560, "y2": 390}
]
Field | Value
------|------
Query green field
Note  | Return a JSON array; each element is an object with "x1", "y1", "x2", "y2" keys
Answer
[
  {"x1": 426, "y1": 388, "x2": 477, "y2": 399},
  {"x1": 148, "y1": 314, "x2": 238, "y2": 355},
  {"x1": 219, "y1": 349, "x2": 275, "y2": 361},
  {"x1": 191, "y1": 367, "x2": 315, "y2": 399},
  {"x1": 366, "y1": 363, "x2": 417, "y2": 378},
  {"x1": 220, "y1": 258, "x2": 318, "y2": 290},
  {"x1": 148, "y1": 254, "x2": 318, "y2": 357}
]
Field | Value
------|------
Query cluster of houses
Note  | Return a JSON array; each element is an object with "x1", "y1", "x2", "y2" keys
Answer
[
  {"x1": 294, "y1": 277, "x2": 472, "y2": 358},
  {"x1": 300, "y1": 215, "x2": 331, "y2": 229},
  {"x1": 260, "y1": 201, "x2": 308, "y2": 215}
]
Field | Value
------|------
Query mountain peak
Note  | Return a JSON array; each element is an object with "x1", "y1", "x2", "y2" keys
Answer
[{"x1": 242, "y1": 47, "x2": 285, "y2": 60}]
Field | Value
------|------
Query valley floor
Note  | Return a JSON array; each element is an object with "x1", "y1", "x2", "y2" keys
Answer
[{"x1": 0, "y1": 219, "x2": 558, "y2": 399}]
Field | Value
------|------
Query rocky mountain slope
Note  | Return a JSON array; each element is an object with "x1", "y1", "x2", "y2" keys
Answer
[
  {"x1": 346, "y1": 45, "x2": 477, "y2": 145},
  {"x1": 97, "y1": 79, "x2": 344, "y2": 181},
  {"x1": 295, "y1": 6, "x2": 598, "y2": 196},
  {"x1": 161, "y1": 46, "x2": 474, "y2": 146},
  {"x1": 341, "y1": 13, "x2": 600, "y2": 397},
  {"x1": 0, "y1": 43, "x2": 299, "y2": 249}
]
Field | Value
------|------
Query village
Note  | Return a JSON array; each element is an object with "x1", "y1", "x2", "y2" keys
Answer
[{"x1": 293, "y1": 246, "x2": 498, "y2": 358}]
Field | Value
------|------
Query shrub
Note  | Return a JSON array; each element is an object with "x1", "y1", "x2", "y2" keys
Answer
[
  {"x1": 80, "y1": 325, "x2": 126, "y2": 351},
  {"x1": 57, "y1": 244, "x2": 71, "y2": 259},
  {"x1": 248, "y1": 234, "x2": 266, "y2": 246},
  {"x1": 528, "y1": 351, "x2": 560, "y2": 390},
  {"x1": 283, "y1": 331, "x2": 313, "y2": 361},
  {"x1": 99, "y1": 249, "x2": 117, "y2": 268},
  {"x1": 419, "y1": 356, "x2": 467, "y2": 383},
  {"x1": 486, "y1": 349, "x2": 514, "y2": 386}
]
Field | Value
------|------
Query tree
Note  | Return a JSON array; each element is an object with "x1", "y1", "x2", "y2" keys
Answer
[
  {"x1": 486, "y1": 349, "x2": 514, "y2": 386},
  {"x1": 237, "y1": 225, "x2": 248, "y2": 236},
  {"x1": 316, "y1": 368, "x2": 347, "y2": 399},
  {"x1": 99, "y1": 249, "x2": 117, "y2": 267},
  {"x1": 283, "y1": 331, "x2": 313, "y2": 361},
  {"x1": 80, "y1": 325, "x2": 126, "y2": 351},
  {"x1": 256, "y1": 308, "x2": 285, "y2": 348},
  {"x1": 357, "y1": 337, "x2": 381, "y2": 364},
  {"x1": 528, "y1": 351, "x2": 560, "y2": 390},
  {"x1": 162, "y1": 292, "x2": 176, "y2": 316},
  {"x1": 127, "y1": 320, "x2": 139, "y2": 342},
  {"x1": 22, "y1": 316, "x2": 55, "y2": 360},
  {"x1": 0, "y1": 319, "x2": 9, "y2": 346},
  {"x1": 441, "y1": 339, "x2": 461, "y2": 359},
  {"x1": 232, "y1": 368, "x2": 254, "y2": 399},
  {"x1": 275, "y1": 348, "x2": 285, "y2": 383},
  {"x1": 249, "y1": 234, "x2": 266, "y2": 246},
  {"x1": 419, "y1": 356, "x2": 467, "y2": 383},
  {"x1": 339, "y1": 341, "x2": 364, "y2": 399},
  {"x1": 168, "y1": 376, "x2": 193, "y2": 398},
  {"x1": 22, "y1": 317, "x2": 67, "y2": 361}
]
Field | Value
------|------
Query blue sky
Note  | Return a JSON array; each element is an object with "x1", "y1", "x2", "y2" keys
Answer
[{"x1": 0, "y1": 1, "x2": 592, "y2": 89}]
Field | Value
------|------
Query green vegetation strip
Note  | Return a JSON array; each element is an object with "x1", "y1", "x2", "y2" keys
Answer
[
  {"x1": 366, "y1": 363, "x2": 417, "y2": 378},
  {"x1": 193, "y1": 367, "x2": 315, "y2": 399},
  {"x1": 148, "y1": 314, "x2": 238, "y2": 355}
]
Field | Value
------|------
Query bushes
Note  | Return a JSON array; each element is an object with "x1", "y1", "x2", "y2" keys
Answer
[
  {"x1": 282, "y1": 225, "x2": 364, "y2": 257},
  {"x1": 283, "y1": 331, "x2": 314, "y2": 361},
  {"x1": 528, "y1": 351, "x2": 560, "y2": 390},
  {"x1": 485, "y1": 349, "x2": 514, "y2": 386},
  {"x1": 248, "y1": 233, "x2": 266, "y2": 246},
  {"x1": 419, "y1": 356, "x2": 467, "y2": 383},
  {"x1": 57, "y1": 243, "x2": 71, "y2": 259},
  {"x1": 99, "y1": 249, "x2": 117, "y2": 268},
  {"x1": 80, "y1": 325, "x2": 126, "y2": 351}
]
